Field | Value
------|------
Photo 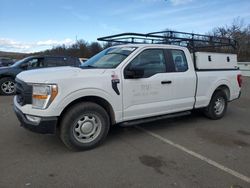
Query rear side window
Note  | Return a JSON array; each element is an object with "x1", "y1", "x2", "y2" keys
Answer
[
  {"x1": 170, "y1": 50, "x2": 188, "y2": 72},
  {"x1": 57, "y1": 58, "x2": 68, "y2": 66},
  {"x1": 46, "y1": 57, "x2": 66, "y2": 67},
  {"x1": 46, "y1": 57, "x2": 77, "y2": 67},
  {"x1": 46, "y1": 57, "x2": 57, "y2": 67},
  {"x1": 67, "y1": 57, "x2": 78, "y2": 66}
]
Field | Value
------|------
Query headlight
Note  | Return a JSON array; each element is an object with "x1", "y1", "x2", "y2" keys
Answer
[{"x1": 32, "y1": 84, "x2": 58, "y2": 109}]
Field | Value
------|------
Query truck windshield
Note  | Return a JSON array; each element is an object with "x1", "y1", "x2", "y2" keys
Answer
[
  {"x1": 81, "y1": 47, "x2": 136, "y2": 69},
  {"x1": 11, "y1": 57, "x2": 31, "y2": 67}
]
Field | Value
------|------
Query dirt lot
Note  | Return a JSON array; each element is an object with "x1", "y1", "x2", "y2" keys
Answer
[{"x1": 0, "y1": 78, "x2": 250, "y2": 188}]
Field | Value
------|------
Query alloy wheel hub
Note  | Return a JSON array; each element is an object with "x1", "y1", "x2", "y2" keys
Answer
[{"x1": 1, "y1": 81, "x2": 15, "y2": 94}]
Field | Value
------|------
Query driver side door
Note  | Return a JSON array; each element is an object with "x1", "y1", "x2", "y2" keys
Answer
[{"x1": 122, "y1": 48, "x2": 171, "y2": 121}]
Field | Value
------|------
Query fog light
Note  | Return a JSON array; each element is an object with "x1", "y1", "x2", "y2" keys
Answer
[{"x1": 26, "y1": 115, "x2": 41, "y2": 124}]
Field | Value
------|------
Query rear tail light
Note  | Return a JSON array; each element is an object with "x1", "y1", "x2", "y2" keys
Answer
[{"x1": 237, "y1": 74, "x2": 242, "y2": 88}]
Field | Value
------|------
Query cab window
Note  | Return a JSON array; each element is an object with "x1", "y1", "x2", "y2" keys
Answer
[
  {"x1": 170, "y1": 50, "x2": 188, "y2": 72},
  {"x1": 125, "y1": 49, "x2": 166, "y2": 78}
]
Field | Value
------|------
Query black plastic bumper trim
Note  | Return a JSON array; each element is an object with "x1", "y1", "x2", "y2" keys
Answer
[{"x1": 14, "y1": 106, "x2": 57, "y2": 134}]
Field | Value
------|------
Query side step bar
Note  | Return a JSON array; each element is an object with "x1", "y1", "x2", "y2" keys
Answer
[{"x1": 119, "y1": 111, "x2": 191, "y2": 127}]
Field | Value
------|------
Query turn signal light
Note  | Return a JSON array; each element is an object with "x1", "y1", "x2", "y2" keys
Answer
[{"x1": 32, "y1": 95, "x2": 48, "y2": 100}]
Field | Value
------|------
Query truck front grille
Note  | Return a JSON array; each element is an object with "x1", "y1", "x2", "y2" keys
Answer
[{"x1": 15, "y1": 78, "x2": 32, "y2": 106}]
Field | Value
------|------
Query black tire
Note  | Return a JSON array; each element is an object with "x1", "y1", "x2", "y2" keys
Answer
[
  {"x1": 60, "y1": 102, "x2": 110, "y2": 151},
  {"x1": 0, "y1": 77, "x2": 16, "y2": 95},
  {"x1": 204, "y1": 90, "x2": 228, "y2": 120}
]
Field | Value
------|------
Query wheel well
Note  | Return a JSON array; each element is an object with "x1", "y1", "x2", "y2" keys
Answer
[
  {"x1": 0, "y1": 76, "x2": 15, "y2": 81},
  {"x1": 214, "y1": 85, "x2": 230, "y2": 100},
  {"x1": 58, "y1": 96, "x2": 116, "y2": 127}
]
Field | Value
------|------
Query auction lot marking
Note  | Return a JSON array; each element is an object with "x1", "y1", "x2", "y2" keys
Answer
[{"x1": 135, "y1": 126, "x2": 250, "y2": 184}]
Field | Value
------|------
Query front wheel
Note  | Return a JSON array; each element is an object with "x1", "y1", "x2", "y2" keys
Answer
[
  {"x1": 204, "y1": 90, "x2": 228, "y2": 120},
  {"x1": 60, "y1": 102, "x2": 110, "y2": 151},
  {"x1": 0, "y1": 77, "x2": 16, "y2": 95}
]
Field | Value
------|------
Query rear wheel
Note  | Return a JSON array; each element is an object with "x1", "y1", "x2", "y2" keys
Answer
[
  {"x1": 204, "y1": 90, "x2": 228, "y2": 120},
  {"x1": 60, "y1": 102, "x2": 110, "y2": 151},
  {"x1": 0, "y1": 77, "x2": 16, "y2": 95}
]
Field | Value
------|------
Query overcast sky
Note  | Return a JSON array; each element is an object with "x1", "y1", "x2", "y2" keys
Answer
[{"x1": 0, "y1": 0, "x2": 250, "y2": 53}]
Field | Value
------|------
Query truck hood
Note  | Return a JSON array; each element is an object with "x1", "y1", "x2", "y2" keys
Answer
[
  {"x1": 0, "y1": 66, "x2": 11, "y2": 73},
  {"x1": 16, "y1": 66, "x2": 106, "y2": 83}
]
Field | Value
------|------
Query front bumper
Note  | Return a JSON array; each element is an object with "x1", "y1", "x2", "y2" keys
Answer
[{"x1": 14, "y1": 105, "x2": 57, "y2": 134}]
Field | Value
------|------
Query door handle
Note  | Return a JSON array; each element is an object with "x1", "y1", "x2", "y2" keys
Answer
[{"x1": 161, "y1": 80, "x2": 172, "y2": 84}]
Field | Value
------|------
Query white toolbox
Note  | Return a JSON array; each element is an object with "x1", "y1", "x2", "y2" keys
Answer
[{"x1": 194, "y1": 52, "x2": 237, "y2": 69}]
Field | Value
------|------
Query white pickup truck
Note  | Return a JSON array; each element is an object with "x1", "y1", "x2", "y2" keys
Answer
[{"x1": 13, "y1": 32, "x2": 242, "y2": 150}]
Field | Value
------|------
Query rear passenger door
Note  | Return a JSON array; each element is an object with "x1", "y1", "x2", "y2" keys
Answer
[{"x1": 163, "y1": 49, "x2": 196, "y2": 112}]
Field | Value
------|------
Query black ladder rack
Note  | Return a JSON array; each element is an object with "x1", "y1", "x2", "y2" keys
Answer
[{"x1": 97, "y1": 30, "x2": 238, "y2": 52}]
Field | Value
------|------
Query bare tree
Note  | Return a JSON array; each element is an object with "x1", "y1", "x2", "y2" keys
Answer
[{"x1": 211, "y1": 18, "x2": 250, "y2": 61}]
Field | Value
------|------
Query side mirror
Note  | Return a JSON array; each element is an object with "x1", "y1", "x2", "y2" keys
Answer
[{"x1": 124, "y1": 67, "x2": 144, "y2": 79}]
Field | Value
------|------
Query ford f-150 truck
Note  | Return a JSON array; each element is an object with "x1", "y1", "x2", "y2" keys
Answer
[{"x1": 13, "y1": 31, "x2": 242, "y2": 150}]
